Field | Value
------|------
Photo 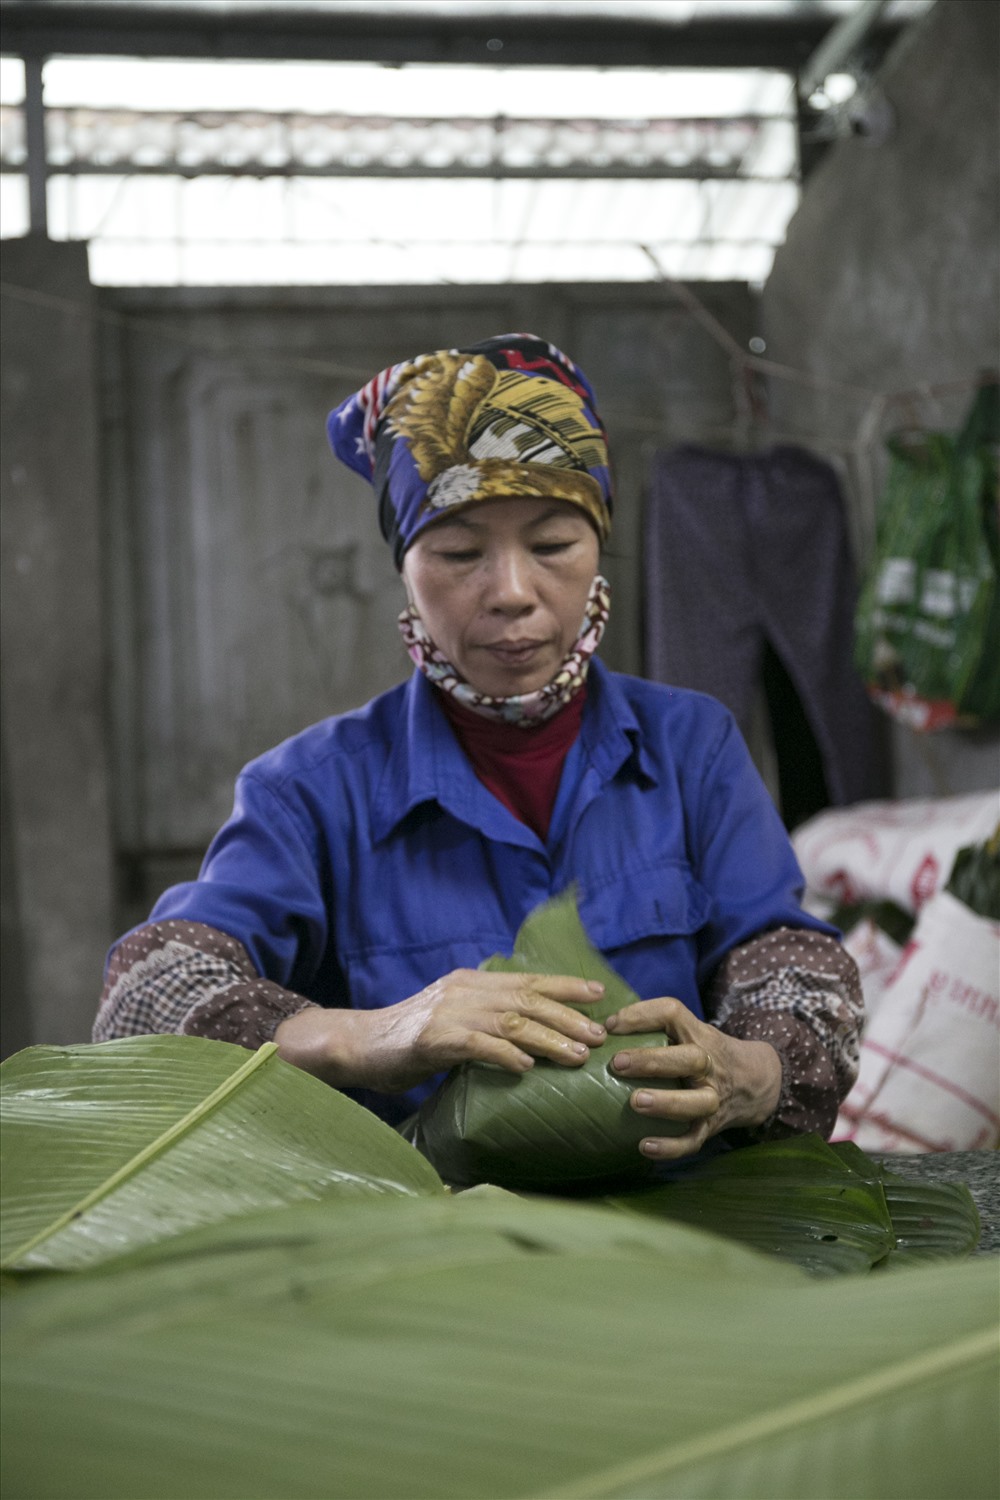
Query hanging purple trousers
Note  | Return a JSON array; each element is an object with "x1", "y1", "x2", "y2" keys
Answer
[{"x1": 644, "y1": 444, "x2": 879, "y2": 812}]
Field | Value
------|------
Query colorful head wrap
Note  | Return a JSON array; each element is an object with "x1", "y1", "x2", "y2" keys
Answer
[{"x1": 327, "y1": 333, "x2": 613, "y2": 567}]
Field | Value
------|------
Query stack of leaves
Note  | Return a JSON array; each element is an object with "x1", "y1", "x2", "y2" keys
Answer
[
  {"x1": 608, "y1": 1134, "x2": 981, "y2": 1276},
  {"x1": 0, "y1": 1033, "x2": 994, "y2": 1499}
]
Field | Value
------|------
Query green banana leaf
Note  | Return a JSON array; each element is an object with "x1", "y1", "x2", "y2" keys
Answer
[
  {"x1": 829, "y1": 1141, "x2": 983, "y2": 1264},
  {"x1": 2, "y1": 1192, "x2": 996, "y2": 1500},
  {"x1": 0, "y1": 1035, "x2": 443, "y2": 1272},
  {"x1": 414, "y1": 889, "x2": 685, "y2": 1190},
  {"x1": 608, "y1": 1134, "x2": 898, "y2": 1275},
  {"x1": 607, "y1": 1134, "x2": 980, "y2": 1275}
]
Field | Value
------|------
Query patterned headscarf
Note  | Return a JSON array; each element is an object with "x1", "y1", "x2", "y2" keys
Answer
[{"x1": 327, "y1": 333, "x2": 613, "y2": 567}]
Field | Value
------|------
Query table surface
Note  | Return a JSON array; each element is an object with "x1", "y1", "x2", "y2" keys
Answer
[{"x1": 871, "y1": 1151, "x2": 1000, "y2": 1257}]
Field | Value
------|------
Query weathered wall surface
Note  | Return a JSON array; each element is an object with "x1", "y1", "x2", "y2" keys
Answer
[
  {"x1": 1, "y1": 240, "x2": 116, "y2": 1051},
  {"x1": 761, "y1": 0, "x2": 1000, "y2": 798}
]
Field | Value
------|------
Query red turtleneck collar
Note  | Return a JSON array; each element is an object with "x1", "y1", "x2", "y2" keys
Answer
[{"x1": 439, "y1": 686, "x2": 587, "y2": 842}]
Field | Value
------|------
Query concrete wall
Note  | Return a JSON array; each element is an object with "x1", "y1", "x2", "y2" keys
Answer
[
  {"x1": 761, "y1": 0, "x2": 1000, "y2": 799},
  {"x1": 1, "y1": 239, "x2": 116, "y2": 1052}
]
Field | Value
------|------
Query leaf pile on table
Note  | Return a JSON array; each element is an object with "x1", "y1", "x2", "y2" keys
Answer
[{"x1": 1, "y1": 910, "x2": 995, "y2": 1499}]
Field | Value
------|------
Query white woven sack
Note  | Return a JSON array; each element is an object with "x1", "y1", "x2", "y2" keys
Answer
[
  {"x1": 793, "y1": 789, "x2": 998, "y2": 916},
  {"x1": 835, "y1": 890, "x2": 1000, "y2": 1152}
]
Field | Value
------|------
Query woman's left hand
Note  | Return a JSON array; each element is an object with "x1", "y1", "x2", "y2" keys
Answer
[{"x1": 606, "y1": 997, "x2": 783, "y2": 1161}]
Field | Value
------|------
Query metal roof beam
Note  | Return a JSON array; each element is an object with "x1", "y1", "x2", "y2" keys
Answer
[{"x1": 0, "y1": 3, "x2": 907, "y2": 70}]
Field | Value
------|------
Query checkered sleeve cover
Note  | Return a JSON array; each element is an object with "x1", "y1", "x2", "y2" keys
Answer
[{"x1": 93, "y1": 920, "x2": 317, "y2": 1049}]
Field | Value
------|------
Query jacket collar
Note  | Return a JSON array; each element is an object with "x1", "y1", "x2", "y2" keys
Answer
[
  {"x1": 579, "y1": 658, "x2": 658, "y2": 789},
  {"x1": 371, "y1": 658, "x2": 656, "y2": 847}
]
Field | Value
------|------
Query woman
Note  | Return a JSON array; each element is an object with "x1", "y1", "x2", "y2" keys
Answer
[{"x1": 95, "y1": 333, "x2": 862, "y2": 1163}]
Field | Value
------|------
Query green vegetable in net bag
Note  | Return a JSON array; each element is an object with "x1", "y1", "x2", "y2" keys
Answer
[{"x1": 854, "y1": 380, "x2": 1000, "y2": 730}]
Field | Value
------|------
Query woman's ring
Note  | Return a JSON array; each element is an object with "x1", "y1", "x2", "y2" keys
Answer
[{"x1": 695, "y1": 1052, "x2": 714, "y2": 1083}]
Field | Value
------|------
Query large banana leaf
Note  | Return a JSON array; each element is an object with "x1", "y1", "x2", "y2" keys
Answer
[
  {"x1": 414, "y1": 889, "x2": 685, "y2": 1189},
  {"x1": 2, "y1": 1192, "x2": 996, "y2": 1500},
  {"x1": 0, "y1": 1035, "x2": 443, "y2": 1271}
]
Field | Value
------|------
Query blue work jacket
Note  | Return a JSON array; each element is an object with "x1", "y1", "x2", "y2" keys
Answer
[{"x1": 151, "y1": 659, "x2": 830, "y2": 1122}]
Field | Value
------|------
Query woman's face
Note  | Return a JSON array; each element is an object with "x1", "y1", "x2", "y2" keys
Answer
[{"x1": 402, "y1": 497, "x2": 601, "y2": 698}]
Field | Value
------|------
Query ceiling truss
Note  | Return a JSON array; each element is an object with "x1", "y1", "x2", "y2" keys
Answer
[{"x1": 0, "y1": 105, "x2": 792, "y2": 181}]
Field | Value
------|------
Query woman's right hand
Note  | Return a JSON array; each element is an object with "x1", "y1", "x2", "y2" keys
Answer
[{"x1": 273, "y1": 969, "x2": 607, "y2": 1093}]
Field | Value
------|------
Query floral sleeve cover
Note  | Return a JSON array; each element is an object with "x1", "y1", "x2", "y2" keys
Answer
[{"x1": 707, "y1": 927, "x2": 863, "y2": 1141}]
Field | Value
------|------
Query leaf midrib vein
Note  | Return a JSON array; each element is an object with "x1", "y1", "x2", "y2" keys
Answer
[
  {"x1": 1, "y1": 1043, "x2": 279, "y2": 1268},
  {"x1": 531, "y1": 1327, "x2": 998, "y2": 1499}
]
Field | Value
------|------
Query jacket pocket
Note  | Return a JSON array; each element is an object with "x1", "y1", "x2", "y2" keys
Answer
[{"x1": 578, "y1": 862, "x2": 710, "y2": 953}]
